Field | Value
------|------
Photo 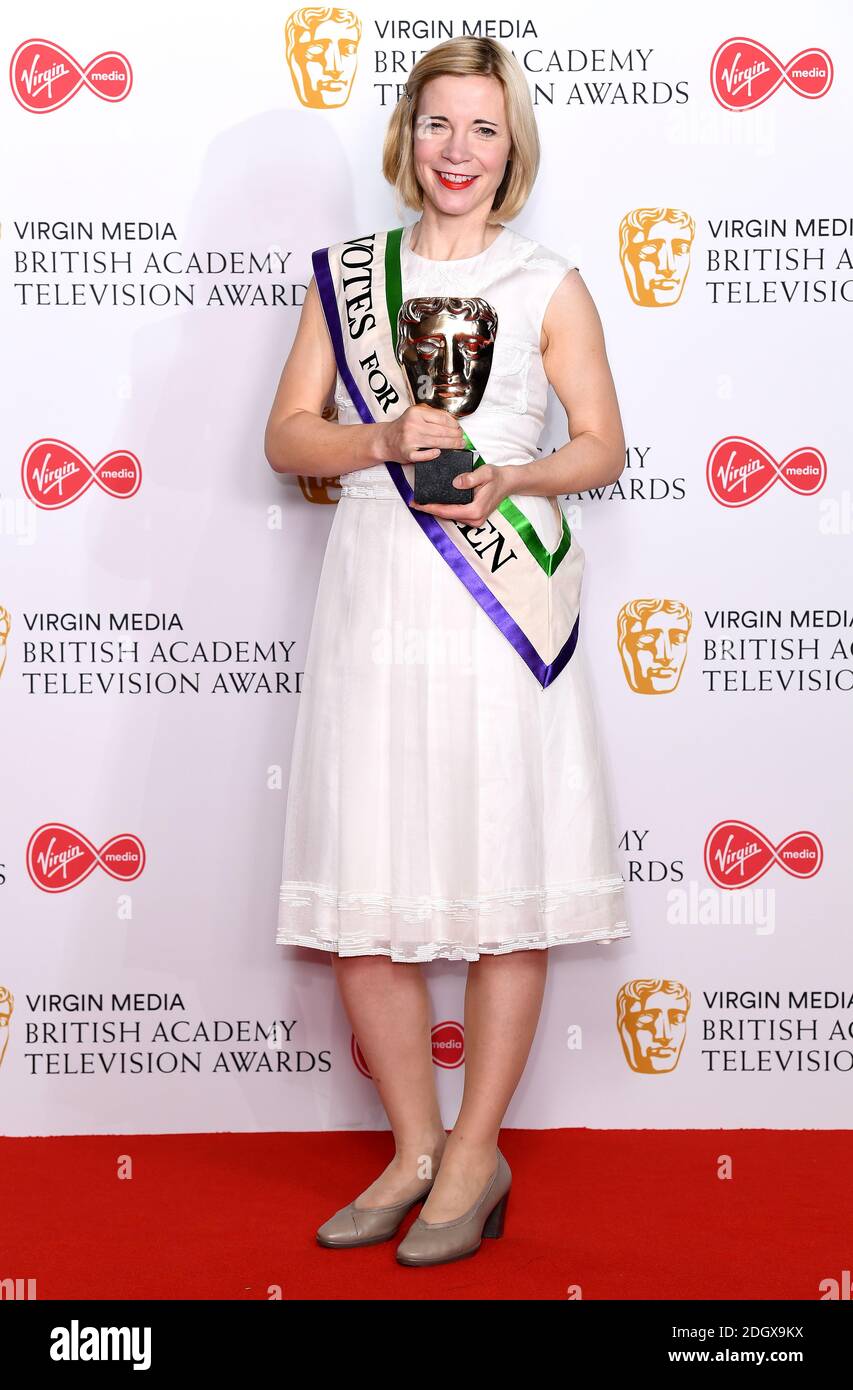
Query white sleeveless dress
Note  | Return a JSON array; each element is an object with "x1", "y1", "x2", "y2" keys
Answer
[{"x1": 276, "y1": 220, "x2": 630, "y2": 962}]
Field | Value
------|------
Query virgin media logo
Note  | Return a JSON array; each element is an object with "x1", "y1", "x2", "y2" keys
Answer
[
  {"x1": 26, "y1": 823, "x2": 146, "y2": 892},
  {"x1": 431, "y1": 1020, "x2": 464, "y2": 1069},
  {"x1": 22, "y1": 440, "x2": 141, "y2": 510},
  {"x1": 704, "y1": 820, "x2": 823, "y2": 889},
  {"x1": 707, "y1": 436, "x2": 826, "y2": 508},
  {"x1": 710, "y1": 37, "x2": 833, "y2": 111},
  {"x1": 351, "y1": 1020, "x2": 464, "y2": 1076},
  {"x1": 10, "y1": 38, "x2": 132, "y2": 113},
  {"x1": 351, "y1": 1035, "x2": 371, "y2": 1078}
]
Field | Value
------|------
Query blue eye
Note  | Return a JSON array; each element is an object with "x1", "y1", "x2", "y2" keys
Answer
[{"x1": 422, "y1": 121, "x2": 498, "y2": 135}]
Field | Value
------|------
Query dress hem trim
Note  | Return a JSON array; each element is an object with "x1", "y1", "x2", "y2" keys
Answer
[
  {"x1": 275, "y1": 922, "x2": 630, "y2": 962},
  {"x1": 277, "y1": 875, "x2": 630, "y2": 961},
  {"x1": 279, "y1": 874, "x2": 626, "y2": 917}
]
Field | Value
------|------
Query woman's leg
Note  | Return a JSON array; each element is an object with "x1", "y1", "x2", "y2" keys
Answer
[
  {"x1": 418, "y1": 948, "x2": 549, "y2": 1221},
  {"x1": 331, "y1": 954, "x2": 447, "y2": 1208}
]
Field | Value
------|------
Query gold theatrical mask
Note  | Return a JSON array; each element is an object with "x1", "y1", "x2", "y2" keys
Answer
[
  {"x1": 0, "y1": 606, "x2": 10, "y2": 680},
  {"x1": 617, "y1": 979, "x2": 691, "y2": 1075},
  {"x1": 396, "y1": 296, "x2": 498, "y2": 418},
  {"x1": 0, "y1": 987, "x2": 13, "y2": 1069},
  {"x1": 395, "y1": 296, "x2": 498, "y2": 505},
  {"x1": 285, "y1": 7, "x2": 362, "y2": 109},
  {"x1": 297, "y1": 478, "x2": 340, "y2": 503},
  {"x1": 619, "y1": 208, "x2": 695, "y2": 306},
  {"x1": 617, "y1": 598, "x2": 692, "y2": 694}
]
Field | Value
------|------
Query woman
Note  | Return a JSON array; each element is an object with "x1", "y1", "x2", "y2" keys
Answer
[{"x1": 265, "y1": 35, "x2": 629, "y2": 1268}]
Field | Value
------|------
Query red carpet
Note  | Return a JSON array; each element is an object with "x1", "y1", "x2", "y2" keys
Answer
[{"x1": 1, "y1": 1129, "x2": 848, "y2": 1300}]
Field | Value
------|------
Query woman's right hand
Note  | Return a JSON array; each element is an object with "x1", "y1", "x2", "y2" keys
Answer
[{"x1": 376, "y1": 403, "x2": 465, "y2": 464}]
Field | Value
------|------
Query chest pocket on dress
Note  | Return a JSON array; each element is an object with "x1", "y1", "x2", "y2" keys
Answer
[{"x1": 487, "y1": 334, "x2": 532, "y2": 414}]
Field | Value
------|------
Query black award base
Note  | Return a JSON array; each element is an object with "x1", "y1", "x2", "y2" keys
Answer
[{"x1": 413, "y1": 449, "x2": 475, "y2": 505}]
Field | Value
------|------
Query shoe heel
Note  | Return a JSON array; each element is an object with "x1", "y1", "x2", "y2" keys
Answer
[{"x1": 482, "y1": 1190, "x2": 509, "y2": 1239}]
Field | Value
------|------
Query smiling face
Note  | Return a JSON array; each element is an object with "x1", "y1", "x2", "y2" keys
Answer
[{"x1": 412, "y1": 73, "x2": 512, "y2": 218}]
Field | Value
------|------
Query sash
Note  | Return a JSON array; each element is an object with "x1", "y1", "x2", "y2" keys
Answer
[{"x1": 311, "y1": 227, "x2": 583, "y2": 689}]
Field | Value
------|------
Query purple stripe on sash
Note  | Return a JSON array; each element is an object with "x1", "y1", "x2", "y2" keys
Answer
[
  {"x1": 312, "y1": 245, "x2": 579, "y2": 688},
  {"x1": 312, "y1": 247, "x2": 376, "y2": 427}
]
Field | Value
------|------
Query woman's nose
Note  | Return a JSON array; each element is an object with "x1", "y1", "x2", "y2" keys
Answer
[{"x1": 441, "y1": 133, "x2": 473, "y2": 164}]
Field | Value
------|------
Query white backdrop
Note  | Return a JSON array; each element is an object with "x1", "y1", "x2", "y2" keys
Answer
[{"x1": 2, "y1": 2, "x2": 851, "y2": 1134}]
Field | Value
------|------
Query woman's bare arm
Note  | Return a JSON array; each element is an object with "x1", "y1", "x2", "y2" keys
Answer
[
  {"x1": 503, "y1": 270, "x2": 626, "y2": 497},
  {"x1": 265, "y1": 273, "x2": 469, "y2": 477},
  {"x1": 264, "y1": 276, "x2": 388, "y2": 477}
]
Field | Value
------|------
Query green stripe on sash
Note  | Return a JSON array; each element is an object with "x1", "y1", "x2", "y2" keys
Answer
[
  {"x1": 386, "y1": 227, "x2": 573, "y2": 575},
  {"x1": 385, "y1": 227, "x2": 404, "y2": 353}
]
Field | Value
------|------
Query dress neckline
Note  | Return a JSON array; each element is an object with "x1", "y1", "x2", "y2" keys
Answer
[{"x1": 402, "y1": 220, "x2": 509, "y2": 265}]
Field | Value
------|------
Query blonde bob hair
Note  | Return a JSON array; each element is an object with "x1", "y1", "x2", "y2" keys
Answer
[{"x1": 382, "y1": 37, "x2": 539, "y2": 224}]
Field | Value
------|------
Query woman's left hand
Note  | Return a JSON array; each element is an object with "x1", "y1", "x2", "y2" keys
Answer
[{"x1": 409, "y1": 463, "x2": 519, "y2": 526}]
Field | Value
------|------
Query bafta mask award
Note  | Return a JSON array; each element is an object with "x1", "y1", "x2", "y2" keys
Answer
[{"x1": 395, "y1": 296, "x2": 498, "y2": 505}]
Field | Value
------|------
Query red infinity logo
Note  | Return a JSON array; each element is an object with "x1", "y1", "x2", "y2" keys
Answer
[
  {"x1": 706, "y1": 436, "x2": 827, "y2": 508},
  {"x1": 10, "y1": 38, "x2": 132, "y2": 112},
  {"x1": 704, "y1": 820, "x2": 823, "y2": 889},
  {"x1": 351, "y1": 1035, "x2": 372, "y2": 1078},
  {"x1": 27, "y1": 822, "x2": 146, "y2": 893},
  {"x1": 351, "y1": 1021, "x2": 465, "y2": 1076},
  {"x1": 22, "y1": 439, "x2": 141, "y2": 509},
  {"x1": 431, "y1": 1020, "x2": 465, "y2": 1069},
  {"x1": 711, "y1": 37, "x2": 833, "y2": 111}
]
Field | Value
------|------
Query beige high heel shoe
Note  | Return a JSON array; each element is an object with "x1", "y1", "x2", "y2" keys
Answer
[
  {"x1": 395, "y1": 1149, "x2": 511, "y2": 1267},
  {"x1": 316, "y1": 1175, "x2": 435, "y2": 1249}
]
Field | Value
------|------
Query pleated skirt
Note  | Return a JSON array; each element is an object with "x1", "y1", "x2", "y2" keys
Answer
[{"x1": 276, "y1": 489, "x2": 629, "y2": 962}]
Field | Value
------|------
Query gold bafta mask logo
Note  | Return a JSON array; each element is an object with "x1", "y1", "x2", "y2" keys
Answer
[
  {"x1": 396, "y1": 297, "x2": 498, "y2": 418},
  {"x1": 619, "y1": 208, "x2": 695, "y2": 306},
  {"x1": 0, "y1": 987, "x2": 13, "y2": 1069},
  {"x1": 617, "y1": 598, "x2": 692, "y2": 694},
  {"x1": 285, "y1": 7, "x2": 362, "y2": 109},
  {"x1": 0, "y1": 606, "x2": 9, "y2": 679},
  {"x1": 297, "y1": 476, "x2": 341, "y2": 503},
  {"x1": 617, "y1": 979, "x2": 690, "y2": 1074}
]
